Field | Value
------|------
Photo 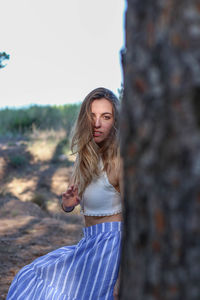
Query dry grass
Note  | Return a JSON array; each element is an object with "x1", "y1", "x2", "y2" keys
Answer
[
  {"x1": 26, "y1": 129, "x2": 76, "y2": 163},
  {"x1": 27, "y1": 128, "x2": 67, "y2": 162},
  {"x1": 6, "y1": 177, "x2": 38, "y2": 202},
  {"x1": 27, "y1": 140, "x2": 57, "y2": 162},
  {"x1": 28, "y1": 127, "x2": 67, "y2": 140}
]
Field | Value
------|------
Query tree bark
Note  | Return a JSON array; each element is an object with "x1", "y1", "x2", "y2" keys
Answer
[{"x1": 120, "y1": 1, "x2": 200, "y2": 299}]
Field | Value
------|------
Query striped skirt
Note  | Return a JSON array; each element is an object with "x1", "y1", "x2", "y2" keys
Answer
[{"x1": 6, "y1": 221, "x2": 122, "y2": 300}]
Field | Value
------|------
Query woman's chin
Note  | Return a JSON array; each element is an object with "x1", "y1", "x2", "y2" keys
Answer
[{"x1": 94, "y1": 136, "x2": 104, "y2": 144}]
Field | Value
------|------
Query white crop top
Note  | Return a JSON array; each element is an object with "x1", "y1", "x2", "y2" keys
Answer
[{"x1": 80, "y1": 167, "x2": 122, "y2": 216}]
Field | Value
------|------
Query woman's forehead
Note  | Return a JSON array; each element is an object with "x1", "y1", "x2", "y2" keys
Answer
[{"x1": 91, "y1": 98, "x2": 113, "y2": 114}]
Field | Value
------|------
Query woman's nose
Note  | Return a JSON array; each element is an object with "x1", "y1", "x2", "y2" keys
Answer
[{"x1": 94, "y1": 118, "x2": 101, "y2": 128}]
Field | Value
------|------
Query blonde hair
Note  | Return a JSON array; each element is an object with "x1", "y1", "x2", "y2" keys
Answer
[{"x1": 71, "y1": 87, "x2": 121, "y2": 197}]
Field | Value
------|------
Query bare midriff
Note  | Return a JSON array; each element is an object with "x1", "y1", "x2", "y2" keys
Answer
[{"x1": 84, "y1": 213, "x2": 122, "y2": 227}]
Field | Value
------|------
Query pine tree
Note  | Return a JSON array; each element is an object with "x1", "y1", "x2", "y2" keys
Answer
[{"x1": 120, "y1": 1, "x2": 200, "y2": 299}]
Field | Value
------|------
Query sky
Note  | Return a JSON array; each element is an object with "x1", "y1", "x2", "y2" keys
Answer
[{"x1": 0, "y1": 0, "x2": 126, "y2": 109}]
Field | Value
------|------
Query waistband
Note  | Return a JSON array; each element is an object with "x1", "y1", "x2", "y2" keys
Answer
[{"x1": 83, "y1": 221, "x2": 123, "y2": 237}]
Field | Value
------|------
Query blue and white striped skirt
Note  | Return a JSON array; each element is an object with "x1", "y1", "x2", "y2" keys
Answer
[{"x1": 7, "y1": 221, "x2": 122, "y2": 300}]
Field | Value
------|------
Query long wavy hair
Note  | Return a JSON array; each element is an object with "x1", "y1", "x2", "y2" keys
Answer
[{"x1": 71, "y1": 87, "x2": 121, "y2": 197}]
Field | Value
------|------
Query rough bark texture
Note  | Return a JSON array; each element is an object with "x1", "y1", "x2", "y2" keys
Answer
[{"x1": 120, "y1": 1, "x2": 200, "y2": 299}]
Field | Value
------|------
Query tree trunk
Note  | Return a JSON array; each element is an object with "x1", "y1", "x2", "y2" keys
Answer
[{"x1": 120, "y1": 1, "x2": 200, "y2": 299}]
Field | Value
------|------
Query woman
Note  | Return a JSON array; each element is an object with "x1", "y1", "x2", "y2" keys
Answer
[{"x1": 7, "y1": 87, "x2": 123, "y2": 300}]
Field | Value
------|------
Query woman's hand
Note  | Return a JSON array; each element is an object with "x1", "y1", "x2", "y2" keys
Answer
[{"x1": 62, "y1": 185, "x2": 80, "y2": 210}]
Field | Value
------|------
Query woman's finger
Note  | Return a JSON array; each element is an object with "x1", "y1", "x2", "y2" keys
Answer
[{"x1": 62, "y1": 194, "x2": 69, "y2": 200}]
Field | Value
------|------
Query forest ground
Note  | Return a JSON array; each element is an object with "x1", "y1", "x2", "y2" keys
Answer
[{"x1": 0, "y1": 131, "x2": 84, "y2": 299}]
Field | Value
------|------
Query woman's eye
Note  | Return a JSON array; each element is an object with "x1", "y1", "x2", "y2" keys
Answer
[{"x1": 104, "y1": 116, "x2": 111, "y2": 120}]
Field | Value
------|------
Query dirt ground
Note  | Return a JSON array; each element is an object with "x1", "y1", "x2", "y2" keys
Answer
[{"x1": 0, "y1": 135, "x2": 84, "y2": 299}]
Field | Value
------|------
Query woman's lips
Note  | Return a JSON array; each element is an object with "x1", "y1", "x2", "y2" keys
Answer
[{"x1": 93, "y1": 131, "x2": 102, "y2": 137}]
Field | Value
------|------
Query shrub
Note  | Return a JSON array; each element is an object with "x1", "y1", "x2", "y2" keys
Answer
[
  {"x1": 8, "y1": 154, "x2": 28, "y2": 168},
  {"x1": 31, "y1": 193, "x2": 47, "y2": 210},
  {"x1": 0, "y1": 103, "x2": 81, "y2": 135}
]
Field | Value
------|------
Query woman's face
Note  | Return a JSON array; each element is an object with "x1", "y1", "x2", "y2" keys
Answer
[{"x1": 91, "y1": 98, "x2": 114, "y2": 144}]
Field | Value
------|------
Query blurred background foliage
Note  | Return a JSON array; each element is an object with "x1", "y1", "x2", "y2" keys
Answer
[{"x1": 0, "y1": 104, "x2": 81, "y2": 136}]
